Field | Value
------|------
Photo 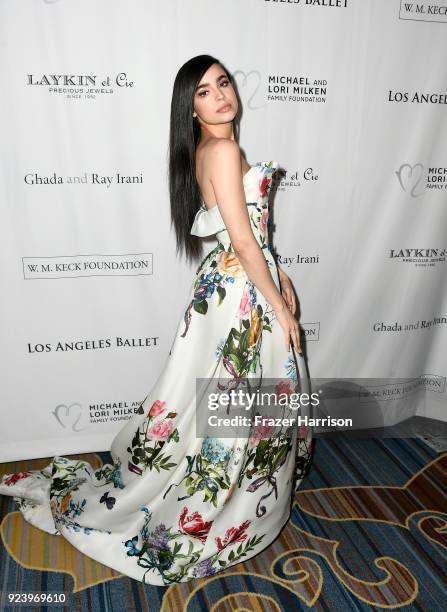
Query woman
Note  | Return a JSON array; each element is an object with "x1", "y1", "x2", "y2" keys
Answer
[{"x1": 0, "y1": 55, "x2": 312, "y2": 585}]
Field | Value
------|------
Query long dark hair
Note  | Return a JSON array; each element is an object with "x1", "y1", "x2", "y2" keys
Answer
[{"x1": 167, "y1": 54, "x2": 237, "y2": 263}]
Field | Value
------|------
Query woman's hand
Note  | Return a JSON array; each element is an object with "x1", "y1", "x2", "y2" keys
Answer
[
  {"x1": 278, "y1": 267, "x2": 296, "y2": 315},
  {"x1": 274, "y1": 299, "x2": 303, "y2": 354}
]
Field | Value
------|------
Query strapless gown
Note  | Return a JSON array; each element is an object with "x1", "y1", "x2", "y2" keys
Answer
[{"x1": 0, "y1": 160, "x2": 313, "y2": 585}]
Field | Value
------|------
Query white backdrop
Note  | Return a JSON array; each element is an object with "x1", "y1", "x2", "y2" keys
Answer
[{"x1": 0, "y1": 0, "x2": 446, "y2": 461}]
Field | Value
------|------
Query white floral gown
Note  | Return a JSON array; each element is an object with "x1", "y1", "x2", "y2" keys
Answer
[{"x1": 0, "y1": 160, "x2": 313, "y2": 585}]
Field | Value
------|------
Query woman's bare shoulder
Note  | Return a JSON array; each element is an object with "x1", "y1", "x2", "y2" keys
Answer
[
  {"x1": 204, "y1": 139, "x2": 243, "y2": 173},
  {"x1": 196, "y1": 139, "x2": 243, "y2": 184},
  {"x1": 209, "y1": 137, "x2": 241, "y2": 158},
  {"x1": 198, "y1": 137, "x2": 241, "y2": 160}
]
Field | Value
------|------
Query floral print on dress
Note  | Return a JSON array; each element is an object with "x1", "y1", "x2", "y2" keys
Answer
[
  {"x1": 181, "y1": 248, "x2": 240, "y2": 337},
  {"x1": 0, "y1": 160, "x2": 313, "y2": 586},
  {"x1": 2, "y1": 471, "x2": 32, "y2": 487},
  {"x1": 161, "y1": 436, "x2": 233, "y2": 507},
  {"x1": 127, "y1": 400, "x2": 179, "y2": 475},
  {"x1": 218, "y1": 281, "x2": 275, "y2": 389},
  {"x1": 122, "y1": 504, "x2": 265, "y2": 584}
]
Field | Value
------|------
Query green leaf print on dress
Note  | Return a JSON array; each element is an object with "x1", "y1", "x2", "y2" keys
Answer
[
  {"x1": 48, "y1": 457, "x2": 112, "y2": 535},
  {"x1": 127, "y1": 400, "x2": 179, "y2": 476},
  {"x1": 181, "y1": 246, "x2": 244, "y2": 337},
  {"x1": 162, "y1": 436, "x2": 232, "y2": 506},
  {"x1": 123, "y1": 504, "x2": 265, "y2": 584},
  {"x1": 218, "y1": 281, "x2": 275, "y2": 389}
]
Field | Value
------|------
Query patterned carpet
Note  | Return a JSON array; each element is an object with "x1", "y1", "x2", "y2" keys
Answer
[{"x1": 0, "y1": 435, "x2": 446, "y2": 611}]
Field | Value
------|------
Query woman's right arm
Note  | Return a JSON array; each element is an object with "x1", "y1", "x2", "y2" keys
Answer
[{"x1": 205, "y1": 139, "x2": 302, "y2": 354}]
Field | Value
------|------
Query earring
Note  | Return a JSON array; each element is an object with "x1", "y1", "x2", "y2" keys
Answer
[{"x1": 192, "y1": 112, "x2": 197, "y2": 117}]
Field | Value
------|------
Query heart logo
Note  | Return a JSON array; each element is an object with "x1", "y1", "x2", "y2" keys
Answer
[
  {"x1": 395, "y1": 163, "x2": 424, "y2": 197},
  {"x1": 52, "y1": 403, "x2": 86, "y2": 432},
  {"x1": 233, "y1": 69, "x2": 265, "y2": 111}
]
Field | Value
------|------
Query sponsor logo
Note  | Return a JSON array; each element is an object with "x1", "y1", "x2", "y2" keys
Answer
[
  {"x1": 52, "y1": 402, "x2": 85, "y2": 432},
  {"x1": 395, "y1": 164, "x2": 447, "y2": 197},
  {"x1": 399, "y1": 0, "x2": 447, "y2": 23},
  {"x1": 28, "y1": 336, "x2": 160, "y2": 353},
  {"x1": 389, "y1": 247, "x2": 445, "y2": 268},
  {"x1": 276, "y1": 253, "x2": 320, "y2": 266},
  {"x1": 23, "y1": 253, "x2": 153, "y2": 279},
  {"x1": 389, "y1": 90, "x2": 447, "y2": 104},
  {"x1": 51, "y1": 399, "x2": 146, "y2": 430},
  {"x1": 23, "y1": 172, "x2": 143, "y2": 187},
  {"x1": 26, "y1": 72, "x2": 134, "y2": 99},
  {"x1": 373, "y1": 316, "x2": 447, "y2": 332}
]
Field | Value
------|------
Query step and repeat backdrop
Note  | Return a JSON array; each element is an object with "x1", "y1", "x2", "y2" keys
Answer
[{"x1": 0, "y1": 0, "x2": 446, "y2": 461}]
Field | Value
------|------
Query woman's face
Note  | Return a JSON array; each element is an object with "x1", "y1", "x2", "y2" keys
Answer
[{"x1": 193, "y1": 63, "x2": 238, "y2": 126}]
